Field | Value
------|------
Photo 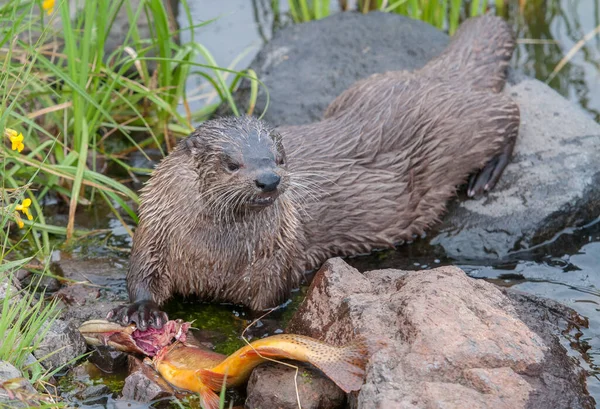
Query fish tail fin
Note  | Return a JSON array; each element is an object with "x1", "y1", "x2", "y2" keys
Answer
[
  {"x1": 308, "y1": 337, "x2": 385, "y2": 393},
  {"x1": 197, "y1": 383, "x2": 221, "y2": 409}
]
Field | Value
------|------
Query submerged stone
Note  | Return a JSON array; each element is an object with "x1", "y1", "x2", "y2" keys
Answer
[
  {"x1": 51, "y1": 256, "x2": 127, "y2": 291},
  {"x1": 75, "y1": 383, "x2": 110, "y2": 403},
  {"x1": 54, "y1": 283, "x2": 101, "y2": 307},
  {"x1": 51, "y1": 256, "x2": 127, "y2": 327}
]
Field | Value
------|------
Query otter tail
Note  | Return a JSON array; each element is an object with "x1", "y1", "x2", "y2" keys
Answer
[{"x1": 422, "y1": 14, "x2": 516, "y2": 93}]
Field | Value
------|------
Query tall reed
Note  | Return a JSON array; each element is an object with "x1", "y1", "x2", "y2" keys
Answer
[
  {"x1": 291, "y1": 0, "x2": 513, "y2": 33},
  {"x1": 289, "y1": 0, "x2": 331, "y2": 22},
  {"x1": 1, "y1": 0, "x2": 259, "y2": 255}
]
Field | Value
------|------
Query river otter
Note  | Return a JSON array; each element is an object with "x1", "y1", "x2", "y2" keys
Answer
[{"x1": 109, "y1": 15, "x2": 519, "y2": 330}]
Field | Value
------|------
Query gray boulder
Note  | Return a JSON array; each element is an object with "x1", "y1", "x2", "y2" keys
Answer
[
  {"x1": 0, "y1": 274, "x2": 23, "y2": 306},
  {"x1": 33, "y1": 319, "x2": 87, "y2": 371},
  {"x1": 218, "y1": 12, "x2": 449, "y2": 125},
  {"x1": 225, "y1": 11, "x2": 600, "y2": 261},
  {"x1": 286, "y1": 258, "x2": 594, "y2": 409},
  {"x1": 51, "y1": 256, "x2": 128, "y2": 327}
]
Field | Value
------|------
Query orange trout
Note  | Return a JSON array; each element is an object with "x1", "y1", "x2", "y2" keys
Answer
[{"x1": 79, "y1": 319, "x2": 375, "y2": 409}]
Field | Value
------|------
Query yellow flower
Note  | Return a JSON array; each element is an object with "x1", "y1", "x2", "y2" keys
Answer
[
  {"x1": 13, "y1": 212, "x2": 24, "y2": 229},
  {"x1": 15, "y1": 198, "x2": 33, "y2": 221},
  {"x1": 4, "y1": 128, "x2": 24, "y2": 153},
  {"x1": 42, "y1": 0, "x2": 55, "y2": 15}
]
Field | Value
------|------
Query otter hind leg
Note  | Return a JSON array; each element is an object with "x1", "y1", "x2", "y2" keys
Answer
[
  {"x1": 467, "y1": 92, "x2": 520, "y2": 198},
  {"x1": 467, "y1": 134, "x2": 515, "y2": 198}
]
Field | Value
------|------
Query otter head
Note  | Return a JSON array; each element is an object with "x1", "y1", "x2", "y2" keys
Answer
[{"x1": 184, "y1": 116, "x2": 288, "y2": 217}]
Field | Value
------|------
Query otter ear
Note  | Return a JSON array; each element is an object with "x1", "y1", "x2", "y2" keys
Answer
[{"x1": 184, "y1": 137, "x2": 203, "y2": 156}]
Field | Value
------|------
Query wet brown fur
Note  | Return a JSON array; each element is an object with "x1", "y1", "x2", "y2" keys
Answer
[{"x1": 127, "y1": 15, "x2": 520, "y2": 310}]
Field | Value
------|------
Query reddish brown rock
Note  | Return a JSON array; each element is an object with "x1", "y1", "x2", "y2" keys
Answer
[
  {"x1": 245, "y1": 363, "x2": 345, "y2": 409},
  {"x1": 287, "y1": 258, "x2": 594, "y2": 409}
]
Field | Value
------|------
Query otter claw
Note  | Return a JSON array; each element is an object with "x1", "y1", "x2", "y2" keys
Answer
[
  {"x1": 468, "y1": 140, "x2": 514, "y2": 198},
  {"x1": 467, "y1": 158, "x2": 497, "y2": 197},
  {"x1": 107, "y1": 300, "x2": 168, "y2": 331}
]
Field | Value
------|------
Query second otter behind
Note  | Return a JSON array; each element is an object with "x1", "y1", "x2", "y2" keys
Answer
[{"x1": 109, "y1": 15, "x2": 520, "y2": 330}]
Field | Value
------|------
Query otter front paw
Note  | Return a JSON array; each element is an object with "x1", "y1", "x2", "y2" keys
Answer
[{"x1": 106, "y1": 300, "x2": 168, "y2": 331}]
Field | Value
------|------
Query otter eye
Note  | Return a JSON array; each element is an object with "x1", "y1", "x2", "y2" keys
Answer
[{"x1": 227, "y1": 162, "x2": 240, "y2": 172}]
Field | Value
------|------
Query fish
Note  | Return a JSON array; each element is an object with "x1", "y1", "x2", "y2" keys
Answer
[{"x1": 78, "y1": 319, "x2": 378, "y2": 409}]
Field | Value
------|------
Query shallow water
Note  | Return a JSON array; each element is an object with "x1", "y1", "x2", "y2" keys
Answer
[{"x1": 61, "y1": 1, "x2": 600, "y2": 407}]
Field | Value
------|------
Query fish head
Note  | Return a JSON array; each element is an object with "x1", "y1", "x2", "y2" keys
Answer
[{"x1": 78, "y1": 319, "x2": 146, "y2": 355}]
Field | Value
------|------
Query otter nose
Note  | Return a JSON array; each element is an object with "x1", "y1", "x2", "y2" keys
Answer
[{"x1": 255, "y1": 172, "x2": 280, "y2": 192}]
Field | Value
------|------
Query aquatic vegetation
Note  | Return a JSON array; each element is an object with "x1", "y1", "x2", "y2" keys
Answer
[
  {"x1": 361, "y1": 0, "x2": 501, "y2": 34},
  {"x1": 288, "y1": 0, "x2": 331, "y2": 22},
  {"x1": 290, "y1": 0, "x2": 513, "y2": 33},
  {"x1": 0, "y1": 222, "x2": 65, "y2": 406},
  {"x1": 0, "y1": 0, "x2": 261, "y2": 255}
]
